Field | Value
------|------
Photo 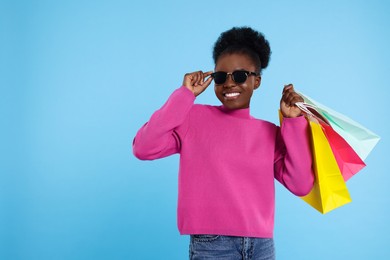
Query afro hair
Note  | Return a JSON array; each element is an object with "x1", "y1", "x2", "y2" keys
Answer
[{"x1": 213, "y1": 27, "x2": 271, "y2": 74}]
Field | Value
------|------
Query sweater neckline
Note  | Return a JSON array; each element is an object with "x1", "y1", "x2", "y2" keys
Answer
[{"x1": 218, "y1": 105, "x2": 252, "y2": 119}]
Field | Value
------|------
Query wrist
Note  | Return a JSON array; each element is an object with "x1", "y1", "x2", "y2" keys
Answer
[{"x1": 181, "y1": 85, "x2": 196, "y2": 97}]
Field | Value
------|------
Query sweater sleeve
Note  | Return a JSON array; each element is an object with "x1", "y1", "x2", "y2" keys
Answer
[
  {"x1": 274, "y1": 116, "x2": 314, "y2": 196},
  {"x1": 133, "y1": 86, "x2": 195, "y2": 160}
]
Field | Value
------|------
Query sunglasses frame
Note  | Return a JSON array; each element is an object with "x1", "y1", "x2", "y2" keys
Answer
[{"x1": 211, "y1": 70, "x2": 259, "y2": 85}]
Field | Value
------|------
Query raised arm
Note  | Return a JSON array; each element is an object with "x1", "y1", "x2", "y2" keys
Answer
[
  {"x1": 274, "y1": 117, "x2": 314, "y2": 196},
  {"x1": 133, "y1": 71, "x2": 213, "y2": 160},
  {"x1": 274, "y1": 84, "x2": 314, "y2": 196}
]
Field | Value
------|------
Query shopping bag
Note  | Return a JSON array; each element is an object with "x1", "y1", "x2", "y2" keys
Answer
[
  {"x1": 294, "y1": 102, "x2": 366, "y2": 181},
  {"x1": 298, "y1": 92, "x2": 380, "y2": 161},
  {"x1": 301, "y1": 119, "x2": 352, "y2": 214},
  {"x1": 320, "y1": 122, "x2": 365, "y2": 181}
]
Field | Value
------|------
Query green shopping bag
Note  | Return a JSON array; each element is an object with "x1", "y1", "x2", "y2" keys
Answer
[{"x1": 298, "y1": 92, "x2": 380, "y2": 161}]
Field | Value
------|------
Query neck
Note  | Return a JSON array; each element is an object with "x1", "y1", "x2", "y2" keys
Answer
[{"x1": 219, "y1": 105, "x2": 251, "y2": 119}]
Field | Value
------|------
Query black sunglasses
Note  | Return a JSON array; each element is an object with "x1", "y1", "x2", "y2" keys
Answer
[{"x1": 211, "y1": 70, "x2": 259, "y2": 84}]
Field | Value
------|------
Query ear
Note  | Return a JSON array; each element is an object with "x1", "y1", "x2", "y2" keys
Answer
[{"x1": 254, "y1": 76, "x2": 261, "y2": 90}]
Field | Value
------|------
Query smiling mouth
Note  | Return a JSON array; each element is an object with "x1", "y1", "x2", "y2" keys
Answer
[{"x1": 224, "y1": 92, "x2": 240, "y2": 97}]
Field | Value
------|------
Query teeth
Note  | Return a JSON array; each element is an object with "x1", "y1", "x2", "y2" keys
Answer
[{"x1": 225, "y1": 92, "x2": 240, "y2": 97}]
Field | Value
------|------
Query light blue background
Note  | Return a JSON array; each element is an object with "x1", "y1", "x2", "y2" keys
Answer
[{"x1": 1, "y1": 0, "x2": 389, "y2": 259}]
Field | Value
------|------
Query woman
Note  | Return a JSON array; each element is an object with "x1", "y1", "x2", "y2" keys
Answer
[{"x1": 133, "y1": 26, "x2": 314, "y2": 259}]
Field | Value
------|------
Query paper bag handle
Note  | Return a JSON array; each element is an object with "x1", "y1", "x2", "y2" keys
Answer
[{"x1": 295, "y1": 102, "x2": 330, "y2": 125}]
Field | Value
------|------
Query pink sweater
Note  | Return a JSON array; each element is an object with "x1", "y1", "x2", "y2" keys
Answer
[{"x1": 133, "y1": 86, "x2": 314, "y2": 238}]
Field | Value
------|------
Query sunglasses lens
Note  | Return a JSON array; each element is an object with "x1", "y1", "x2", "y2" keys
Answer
[
  {"x1": 213, "y1": 72, "x2": 227, "y2": 84},
  {"x1": 232, "y1": 71, "x2": 247, "y2": 84},
  {"x1": 213, "y1": 71, "x2": 251, "y2": 84}
]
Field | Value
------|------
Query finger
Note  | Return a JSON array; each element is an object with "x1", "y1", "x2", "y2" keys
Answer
[
  {"x1": 284, "y1": 93, "x2": 296, "y2": 106},
  {"x1": 285, "y1": 93, "x2": 303, "y2": 106},
  {"x1": 203, "y1": 72, "x2": 213, "y2": 83},
  {"x1": 195, "y1": 71, "x2": 203, "y2": 85},
  {"x1": 183, "y1": 73, "x2": 193, "y2": 87},
  {"x1": 291, "y1": 94, "x2": 304, "y2": 104},
  {"x1": 281, "y1": 91, "x2": 294, "y2": 107},
  {"x1": 282, "y1": 84, "x2": 298, "y2": 99},
  {"x1": 280, "y1": 100, "x2": 290, "y2": 109},
  {"x1": 283, "y1": 84, "x2": 293, "y2": 94},
  {"x1": 198, "y1": 71, "x2": 204, "y2": 85},
  {"x1": 202, "y1": 75, "x2": 213, "y2": 88},
  {"x1": 281, "y1": 90, "x2": 291, "y2": 104},
  {"x1": 192, "y1": 72, "x2": 200, "y2": 86},
  {"x1": 203, "y1": 71, "x2": 214, "y2": 77},
  {"x1": 194, "y1": 76, "x2": 213, "y2": 97}
]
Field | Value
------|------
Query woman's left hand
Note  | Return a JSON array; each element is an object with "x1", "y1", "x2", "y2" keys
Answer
[{"x1": 280, "y1": 84, "x2": 303, "y2": 118}]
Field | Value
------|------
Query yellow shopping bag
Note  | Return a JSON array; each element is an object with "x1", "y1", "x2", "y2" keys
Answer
[{"x1": 302, "y1": 119, "x2": 352, "y2": 214}]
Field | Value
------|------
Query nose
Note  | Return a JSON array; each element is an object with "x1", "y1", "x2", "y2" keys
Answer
[{"x1": 223, "y1": 73, "x2": 235, "y2": 88}]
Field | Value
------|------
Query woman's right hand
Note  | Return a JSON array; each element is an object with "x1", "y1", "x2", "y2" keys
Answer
[{"x1": 183, "y1": 71, "x2": 213, "y2": 97}]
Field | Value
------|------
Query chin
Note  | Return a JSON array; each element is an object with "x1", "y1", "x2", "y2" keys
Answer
[
  {"x1": 222, "y1": 101, "x2": 247, "y2": 110},
  {"x1": 217, "y1": 94, "x2": 249, "y2": 110}
]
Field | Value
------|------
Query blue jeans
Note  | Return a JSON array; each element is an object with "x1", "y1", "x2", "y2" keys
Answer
[{"x1": 189, "y1": 235, "x2": 275, "y2": 260}]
